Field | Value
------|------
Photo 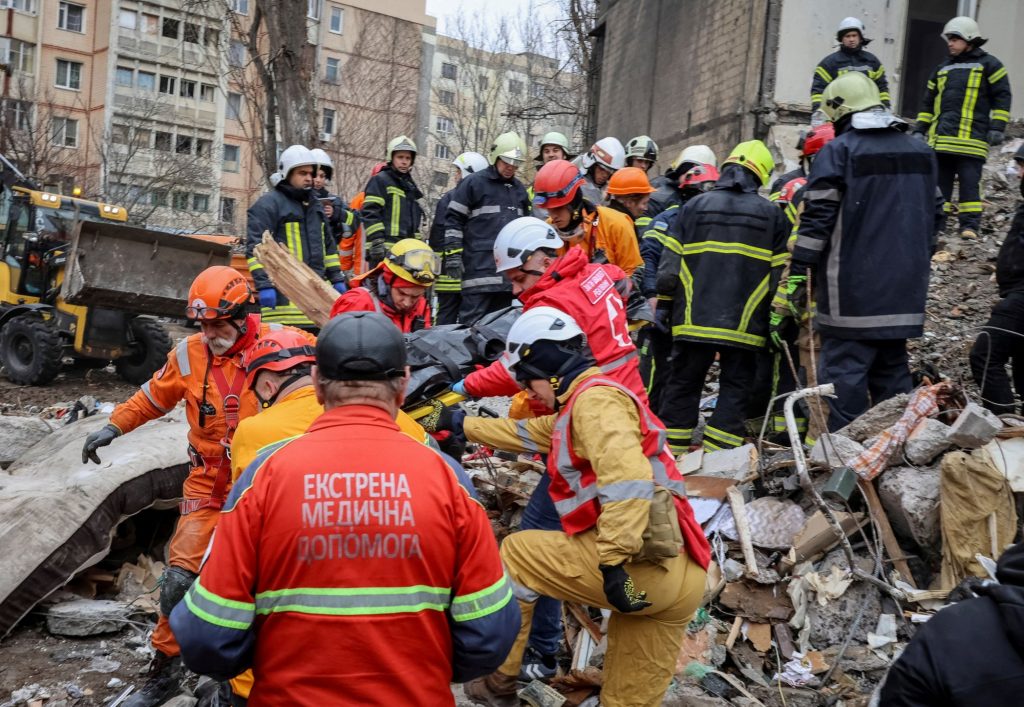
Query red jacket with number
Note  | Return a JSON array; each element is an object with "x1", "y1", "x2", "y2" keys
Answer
[
  {"x1": 464, "y1": 247, "x2": 648, "y2": 405},
  {"x1": 169, "y1": 405, "x2": 519, "y2": 706}
]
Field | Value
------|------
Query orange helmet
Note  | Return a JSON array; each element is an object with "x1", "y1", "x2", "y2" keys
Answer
[
  {"x1": 606, "y1": 167, "x2": 656, "y2": 196},
  {"x1": 186, "y1": 266, "x2": 254, "y2": 321},
  {"x1": 679, "y1": 163, "x2": 719, "y2": 190},
  {"x1": 532, "y1": 159, "x2": 584, "y2": 209},
  {"x1": 242, "y1": 329, "x2": 316, "y2": 387},
  {"x1": 777, "y1": 177, "x2": 807, "y2": 205}
]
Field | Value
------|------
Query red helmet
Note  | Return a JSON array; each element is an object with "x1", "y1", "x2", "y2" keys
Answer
[
  {"x1": 679, "y1": 163, "x2": 719, "y2": 190},
  {"x1": 777, "y1": 177, "x2": 807, "y2": 205},
  {"x1": 186, "y1": 266, "x2": 254, "y2": 321},
  {"x1": 802, "y1": 123, "x2": 835, "y2": 157},
  {"x1": 533, "y1": 159, "x2": 584, "y2": 209},
  {"x1": 242, "y1": 329, "x2": 316, "y2": 387}
]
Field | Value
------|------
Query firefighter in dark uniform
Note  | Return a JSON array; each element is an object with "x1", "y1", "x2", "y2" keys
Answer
[
  {"x1": 810, "y1": 17, "x2": 890, "y2": 122},
  {"x1": 360, "y1": 135, "x2": 425, "y2": 267}
]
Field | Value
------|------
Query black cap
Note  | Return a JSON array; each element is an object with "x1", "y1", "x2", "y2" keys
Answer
[{"x1": 316, "y1": 311, "x2": 406, "y2": 381}]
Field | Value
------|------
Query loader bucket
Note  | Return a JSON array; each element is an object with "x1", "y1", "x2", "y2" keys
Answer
[{"x1": 61, "y1": 221, "x2": 231, "y2": 317}]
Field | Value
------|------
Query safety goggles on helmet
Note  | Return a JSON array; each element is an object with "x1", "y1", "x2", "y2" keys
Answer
[
  {"x1": 387, "y1": 249, "x2": 441, "y2": 284},
  {"x1": 533, "y1": 172, "x2": 584, "y2": 207},
  {"x1": 186, "y1": 299, "x2": 248, "y2": 321}
]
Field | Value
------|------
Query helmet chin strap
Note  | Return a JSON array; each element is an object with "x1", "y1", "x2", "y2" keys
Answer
[{"x1": 256, "y1": 370, "x2": 308, "y2": 409}]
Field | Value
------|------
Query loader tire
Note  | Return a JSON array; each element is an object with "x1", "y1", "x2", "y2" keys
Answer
[
  {"x1": 0, "y1": 313, "x2": 63, "y2": 385},
  {"x1": 116, "y1": 318, "x2": 172, "y2": 385}
]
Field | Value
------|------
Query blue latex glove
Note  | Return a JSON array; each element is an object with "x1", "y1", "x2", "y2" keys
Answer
[
  {"x1": 333, "y1": 281, "x2": 348, "y2": 294},
  {"x1": 452, "y1": 379, "x2": 467, "y2": 396},
  {"x1": 258, "y1": 288, "x2": 278, "y2": 309}
]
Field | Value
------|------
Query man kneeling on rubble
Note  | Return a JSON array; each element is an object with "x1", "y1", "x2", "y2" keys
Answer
[{"x1": 440, "y1": 306, "x2": 710, "y2": 707}]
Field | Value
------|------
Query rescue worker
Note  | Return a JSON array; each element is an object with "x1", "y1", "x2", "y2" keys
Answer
[
  {"x1": 533, "y1": 159, "x2": 642, "y2": 276},
  {"x1": 443, "y1": 131, "x2": 531, "y2": 324},
  {"x1": 810, "y1": 17, "x2": 890, "y2": 121},
  {"x1": 360, "y1": 135, "x2": 424, "y2": 266},
  {"x1": 576, "y1": 137, "x2": 625, "y2": 204},
  {"x1": 447, "y1": 307, "x2": 710, "y2": 707},
  {"x1": 605, "y1": 166, "x2": 657, "y2": 239},
  {"x1": 655, "y1": 140, "x2": 788, "y2": 453},
  {"x1": 330, "y1": 238, "x2": 437, "y2": 333},
  {"x1": 969, "y1": 144, "x2": 1024, "y2": 414},
  {"x1": 624, "y1": 135, "x2": 659, "y2": 174},
  {"x1": 645, "y1": 144, "x2": 718, "y2": 218},
  {"x1": 792, "y1": 72, "x2": 942, "y2": 430},
  {"x1": 79, "y1": 267, "x2": 310, "y2": 707},
  {"x1": 340, "y1": 162, "x2": 386, "y2": 278},
  {"x1": 311, "y1": 148, "x2": 358, "y2": 256},
  {"x1": 769, "y1": 123, "x2": 834, "y2": 201},
  {"x1": 170, "y1": 311, "x2": 519, "y2": 705},
  {"x1": 639, "y1": 163, "x2": 719, "y2": 412},
  {"x1": 914, "y1": 16, "x2": 1012, "y2": 239},
  {"x1": 430, "y1": 152, "x2": 489, "y2": 325},
  {"x1": 530, "y1": 132, "x2": 574, "y2": 221},
  {"x1": 246, "y1": 145, "x2": 347, "y2": 330}
]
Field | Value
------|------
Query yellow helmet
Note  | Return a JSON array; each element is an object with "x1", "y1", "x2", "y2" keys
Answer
[
  {"x1": 821, "y1": 71, "x2": 883, "y2": 123},
  {"x1": 722, "y1": 140, "x2": 775, "y2": 186},
  {"x1": 384, "y1": 239, "x2": 439, "y2": 285}
]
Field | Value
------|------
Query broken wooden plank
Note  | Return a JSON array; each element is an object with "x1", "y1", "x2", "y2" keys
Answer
[
  {"x1": 726, "y1": 486, "x2": 759, "y2": 577},
  {"x1": 255, "y1": 231, "x2": 339, "y2": 327},
  {"x1": 564, "y1": 602, "x2": 603, "y2": 644},
  {"x1": 859, "y1": 479, "x2": 917, "y2": 588}
]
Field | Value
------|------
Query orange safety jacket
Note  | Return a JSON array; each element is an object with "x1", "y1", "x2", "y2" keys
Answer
[
  {"x1": 555, "y1": 206, "x2": 643, "y2": 276},
  {"x1": 339, "y1": 192, "x2": 366, "y2": 274},
  {"x1": 550, "y1": 374, "x2": 711, "y2": 570}
]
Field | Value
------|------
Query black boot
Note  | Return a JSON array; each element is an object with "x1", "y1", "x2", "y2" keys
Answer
[{"x1": 124, "y1": 651, "x2": 183, "y2": 707}]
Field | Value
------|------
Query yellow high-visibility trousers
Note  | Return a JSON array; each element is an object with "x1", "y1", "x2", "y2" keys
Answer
[{"x1": 498, "y1": 529, "x2": 706, "y2": 707}]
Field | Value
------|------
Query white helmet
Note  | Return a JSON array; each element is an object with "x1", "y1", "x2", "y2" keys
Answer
[
  {"x1": 452, "y1": 151, "x2": 489, "y2": 178},
  {"x1": 309, "y1": 148, "x2": 334, "y2": 180},
  {"x1": 581, "y1": 137, "x2": 625, "y2": 172},
  {"x1": 493, "y1": 217, "x2": 564, "y2": 274},
  {"x1": 277, "y1": 144, "x2": 316, "y2": 178},
  {"x1": 505, "y1": 306, "x2": 586, "y2": 373},
  {"x1": 671, "y1": 144, "x2": 718, "y2": 172},
  {"x1": 269, "y1": 172, "x2": 283, "y2": 187},
  {"x1": 942, "y1": 16, "x2": 983, "y2": 43},
  {"x1": 836, "y1": 17, "x2": 866, "y2": 41}
]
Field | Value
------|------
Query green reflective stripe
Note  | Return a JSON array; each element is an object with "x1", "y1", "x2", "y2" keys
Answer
[
  {"x1": 815, "y1": 66, "x2": 832, "y2": 83},
  {"x1": 672, "y1": 324, "x2": 766, "y2": 348},
  {"x1": 185, "y1": 580, "x2": 255, "y2": 630},
  {"x1": 916, "y1": 112, "x2": 934, "y2": 123},
  {"x1": 959, "y1": 201, "x2": 983, "y2": 213},
  {"x1": 990, "y1": 67, "x2": 1008, "y2": 84},
  {"x1": 739, "y1": 274, "x2": 770, "y2": 335},
  {"x1": 451, "y1": 575, "x2": 513, "y2": 622},
  {"x1": 869, "y1": 66, "x2": 885, "y2": 80},
  {"x1": 771, "y1": 251, "x2": 789, "y2": 267},
  {"x1": 246, "y1": 257, "x2": 265, "y2": 272},
  {"x1": 705, "y1": 425, "x2": 742, "y2": 447},
  {"x1": 364, "y1": 222, "x2": 384, "y2": 236},
  {"x1": 324, "y1": 254, "x2": 341, "y2": 267},
  {"x1": 387, "y1": 188, "x2": 403, "y2": 237},
  {"x1": 678, "y1": 257, "x2": 694, "y2": 326},
  {"x1": 958, "y1": 67, "x2": 982, "y2": 139},
  {"x1": 991, "y1": 108, "x2": 1010, "y2": 122},
  {"x1": 879, "y1": 92, "x2": 891, "y2": 102},
  {"x1": 810, "y1": 93, "x2": 823, "y2": 105},
  {"x1": 255, "y1": 585, "x2": 451, "y2": 616},
  {"x1": 363, "y1": 195, "x2": 386, "y2": 206},
  {"x1": 681, "y1": 241, "x2": 773, "y2": 261}
]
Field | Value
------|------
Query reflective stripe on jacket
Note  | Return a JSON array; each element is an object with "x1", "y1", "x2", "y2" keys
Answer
[
  {"x1": 810, "y1": 47, "x2": 890, "y2": 110},
  {"x1": 556, "y1": 205, "x2": 643, "y2": 276},
  {"x1": 360, "y1": 166, "x2": 424, "y2": 245}
]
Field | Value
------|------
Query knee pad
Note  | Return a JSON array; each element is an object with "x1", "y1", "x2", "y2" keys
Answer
[{"x1": 160, "y1": 566, "x2": 198, "y2": 616}]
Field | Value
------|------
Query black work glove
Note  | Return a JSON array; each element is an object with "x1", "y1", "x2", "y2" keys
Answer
[
  {"x1": 82, "y1": 424, "x2": 121, "y2": 464},
  {"x1": 988, "y1": 130, "x2": 1005, "y2": 146},
  {"x1": 444, "y1": 251, "x2": 464, "y2": 281},
  {"x1": 599, "y1": 563, "x2": 651, "y2": 613},
  {"x1": 367, "y1": 239, "x2": 387, "y2": 267}
]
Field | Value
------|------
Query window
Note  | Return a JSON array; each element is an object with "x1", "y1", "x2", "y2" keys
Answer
[
  {"x1": 479, "y1": 75, "x2": 489, "y2": 90},
  {"x1": 475, "y1": 127, "x2": 485, "y2": 144},
  {"x1": 228, "y1": 41, "x2": 245, "y2": 68},
  {"x1": 200, "y1": 83, "x2": 215, "y2": 102},
  {"x1": 435, "y1": 116, "x2": 453, "y2": 136},
  {"x1": 226, "y1": 92, "x2": 241, "y2": 120},
  {"x1": 432, "y1": 170, "x2": 448, "y2": 188},
  {"x1": 141, "y1": 13, "x2": 158, "y2": 34},
  {"x1": 2, "y1": 39, "x2": 35, "y2": 75},
  {"x1": 329, "y1": 5, "x2": 343, "y2": 33},
  {"x1": 175, "y1": 135, "x2": 193, "y2": 154},
  {"x1": 180, "y1": 79, "x2": 196, "y2": 99},
  {"x1": 204, "y1": 28, "x2": 219, "y2": 46},
  {"x1": 161, "y1": 18, "x2": 178, "y2": 39},
  {"x1": 438, "y1": 89, "x2": 454, "y2": 106},
  {"x1": 196, "y1": 138, "x2": 212, "y2": 156},
  {"x1": 172, "y1": 192, "x2": 190, "y2": 211},
  {"x1": 307, "y1": 0, "x2": 319, "y2": 19},
  {"x1": 115, "y1": 67, "x2": 133, "y2": 87},
  {"x1": 158, "y1": 75, "x2": 176, "y2": 95},
  {"x1": 508, "y1": 79, "x2": 523, "y2": 94},
  {"x1": 325, "y1": 57, "x2": 340, "y2": 83},
  {"x1": 1, "y1": 0, "x2": 35, "y2": 11},
  {"x1": 322, "y1": 108, "x2": 335, "y2": 135},
  {"x1": 434, "y1": 143, "x2": 451, "y2": 160},
  {"x1": 118, "y1": 10, "x2": 136, "y2": 30},
  {"x1": 154, "y1": 131, "x2": 172, "y2": 151},
  {"x1": 3, "y1": 100, "x2": 32, "y2": 131},
  {"x1": 51, "y1": 117, "x2": 78, "y2": 147},
  {"x1": 530, "y1": 82, "x2": 545, "y2": 98},
  {"x1": 55, "y1": 59, "x2": 82, "y2": 90},
  {"x1": 230, "y1": 0, "x2": 248, "y2": 14},
  {"x1": 137, "y1": 71, "x2": 155, "y2": 91},
  {"x1": 183, "y1": 22, "x2": 200, "y2": 44},
  {"x1": 111, "y1": 124, "x2": 129, "y2": 145},
  {"x1": 58, "y1": 2, "x2": 84, "y2": 32},
  {"x1": 192, "y1": 193, "x2": 209, "y2": 212},
  {"x1": 223, "y1": 144, "x2": 240, "y2": 172},
  {"x1": 476, "y1": 100, "x2": 485, "y2": 117},
  {"x1": 133, "y1": 128, "x2": 151, "y2": 148},
  {"x1": 220, "y1": 197, "x2": 236, "y2": 224},
  {"x1": 441, "y1": 62, "x2": 457, "y2": 80},
  {"x1": 151, "y1": 189, "x2": 168, "y2": 207}
]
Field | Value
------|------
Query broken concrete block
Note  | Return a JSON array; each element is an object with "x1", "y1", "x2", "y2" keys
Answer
[
  {"x1": 0, "y1": 416, "x2": 55, "y2": 468},
  {"x1": 836, "y1": 393, "x2": 911, "y2": 442},
  {"x1": 699, "y1": 443, "x2": 758, "y2": 480},
  {"x1": 905, "y1": 418, "x2": 953, "y2": 465},
  {"x1": 877, "y1": 466, "x2": 941, "y2": 552},
  {"x1": 809, "y1": 434, "x2": 865, "y2": 468},
  {"x1": 807, "y1": 550, "x2": 881, "y2": 647},
  {"x1": 46, "y1": 599, "x2": 130, "y2": 637},
  {"x1": 661, "y1": 682, "x2": 730, "y2": 706},
  {"x1": 947, "y1": 402, "x2": 1002, "y2": 448}
]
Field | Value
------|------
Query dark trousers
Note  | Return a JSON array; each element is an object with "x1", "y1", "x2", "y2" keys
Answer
[
  {"x1": 519, "y1": 471, "x2": 563, "y2": 657},
  {"x1": 638, "y1": 326, "x2": 673, "y2": 412},
  {"x1": 458, "y1": 291, "x2": 513, "y2": 325},
  {"x1": 937, "y1": 153, "x2": 985, "y2": 231},
  {"x1": 818, "y1": 337, "x2": 912, "y2": 431},
  {"x1": 970, "y1": 293, "x2": 1024, "y2": 415},
  {"x1": 434, "y1": 291, "x2": 461, "y2": 325},
  {"x1": 658, "y1": 342, "x2": 757, "y2": 453}
]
